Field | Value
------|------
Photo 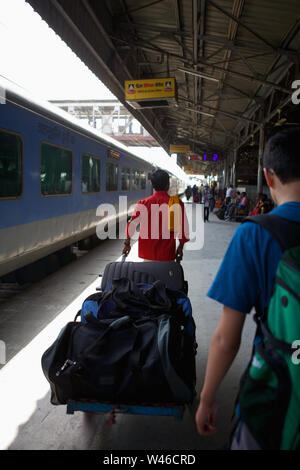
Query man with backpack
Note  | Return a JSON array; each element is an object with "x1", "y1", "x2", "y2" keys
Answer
[{"x1": 195, "y1": 127, "x2": 300, "y2": 449}]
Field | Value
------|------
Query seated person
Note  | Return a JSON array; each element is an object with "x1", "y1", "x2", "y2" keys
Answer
[
  {"x1": 225, "y1": 192, "x2": 241, "y2": 219},
  {"x1": 250, "y1": 193, "x2": 272, "y2": 216},
  {"x1": 237, "y1": 192, "x2": 248, "y2": 212},
  {"x1": 260, "y1": 194, "x2": 273, "y2": 214},
  {"x1": 250, "y1": 192, "x2": 263, "y2": 216}
]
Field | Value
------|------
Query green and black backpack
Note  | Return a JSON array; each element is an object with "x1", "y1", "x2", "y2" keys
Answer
[{"x1": 237, "y1": 214, "x2": 300, "y2": 450}]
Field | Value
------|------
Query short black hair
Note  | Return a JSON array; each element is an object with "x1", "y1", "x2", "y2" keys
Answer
[
  {"x1": 150, "y1": 169, "x2": 169, "y2": 190},
  {"x1": 263, "y1": 127, "x2": 300, "y2": 184}
]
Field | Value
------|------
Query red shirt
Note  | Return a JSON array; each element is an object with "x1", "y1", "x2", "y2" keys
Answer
[{"x1": 126, "y1": 191, "x2": 189, "y2": 261}]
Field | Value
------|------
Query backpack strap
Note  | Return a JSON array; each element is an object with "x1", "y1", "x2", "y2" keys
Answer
[{"x1": 243, "y1": 214, "x2": 300, "y2": 251}]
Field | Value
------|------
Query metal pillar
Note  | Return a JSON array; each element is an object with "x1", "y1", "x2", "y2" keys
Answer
[
  {"x1": 224, "y1": 157, "x2": 229, "y2": 187},
  {"x1": 257, "y1": 125, "x2": 265, "y2": 194},
  {"x1": 232, "y1": 147, "x2": 238, "y2": 187}
]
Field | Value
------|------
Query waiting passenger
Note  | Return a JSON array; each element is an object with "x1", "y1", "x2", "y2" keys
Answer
[
  {"x1": 202, "y1": 184, "x2": 211, "y2": 222},
  {"x1": 195, "y1": 127, "x2": 300, "y2": 449},
  {"x1": 237, "y1": 191, "x2": 248, "y2": 211},
  {"x1": 260, "y1": 194, "x2": 273, "y2": 214},
  {"x1": 185, "y1": 186, "x2": 192, "y2": 201},
  {"x1": 250, "y1": 192, "x2": 263, "y2": 216},
  {"x1": 123, "y1": 169, "x2": 189, "y2": 262},
  {"x1": 225, "y1": 191, "x2": 241, "y2": 220},
  {"x1": 225, "y1": 184, "x2": 234, "y2": 205}
]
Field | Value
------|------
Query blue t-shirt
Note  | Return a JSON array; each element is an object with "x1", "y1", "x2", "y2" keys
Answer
[{"x1": 207, "y1": 202, "x2": 300, "y2": 314}]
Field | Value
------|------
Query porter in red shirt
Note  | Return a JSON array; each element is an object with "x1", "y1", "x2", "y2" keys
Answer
[{"x1": 125, "y1": 189, "x2": 189, "y2": 261}]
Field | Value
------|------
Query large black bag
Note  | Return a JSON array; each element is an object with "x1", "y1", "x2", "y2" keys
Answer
[
  {"x1": 41, "y1": 311, "x2": 196, "y2": 406},
  {"x1": 216, "y1": 206, "x2": 226, "y2": 220},
  {"x1": 100, "y1": 260, "x2": 187, "y2": 293}
]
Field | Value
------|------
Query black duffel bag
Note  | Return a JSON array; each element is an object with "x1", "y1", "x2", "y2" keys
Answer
[
  {"x1": 41, "y1": 311, "x2": 196, "y2": 406},
  {"x1": 216, "y1": 206, "x2": 226, "y2": 220}
]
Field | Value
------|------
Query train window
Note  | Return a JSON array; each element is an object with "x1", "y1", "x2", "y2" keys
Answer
[
  {"x1": 0, "y1": 129, "x2": 23, "y2": 199},
  {"x1": 140, "y1": 172, "x2": 146, "y2": 190},
  {"x1": 41, "y1": 143, "x2": 72, "y2": 196},
  {"x1": 82, "y1": 155, "x2": 101, "y2": 193},
  {"x1": 106, "y1": 162, "x2": 119, "y2": 191},
  {"x1": 121, "y1": 167, "x2": 130, "y2": 191},
  {"x1": 132, "y1": 169, "x2": 140, "y2": 191}
]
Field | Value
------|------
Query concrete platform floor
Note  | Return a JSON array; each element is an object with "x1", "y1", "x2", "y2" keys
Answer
[{"x1": 0, "y1": 209, "x2": 256, "y2": 450}]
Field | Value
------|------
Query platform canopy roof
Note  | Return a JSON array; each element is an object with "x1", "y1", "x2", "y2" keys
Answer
[{"x1": 26, "y1": 0, "x2": 300, "y2": 173}]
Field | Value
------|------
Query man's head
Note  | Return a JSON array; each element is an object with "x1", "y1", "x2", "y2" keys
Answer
[
  {"x1": 263, "y1": 127, "x2": 300, "y2": 205},
  {"x1": 263, "y1": 127, "x2": 300, "y2": 183},
  {"x1": 150, "y1": 169, "x2": 170, "y2": 191}
]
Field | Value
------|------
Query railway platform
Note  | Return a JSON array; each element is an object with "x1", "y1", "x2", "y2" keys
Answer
[{"x1": 0, "y1": 209, "x2": 256, "y2": 450}]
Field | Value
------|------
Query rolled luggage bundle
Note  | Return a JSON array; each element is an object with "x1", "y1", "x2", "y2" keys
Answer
[{"x1": 41, "y1": 257, "x2": 197, "y2": 407}]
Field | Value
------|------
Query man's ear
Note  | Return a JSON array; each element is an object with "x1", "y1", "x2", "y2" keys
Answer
[{"x1": 263, "y1": 168, "x2": 274, "y2": 188}]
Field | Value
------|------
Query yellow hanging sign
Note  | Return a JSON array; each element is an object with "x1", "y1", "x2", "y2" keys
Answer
[
  {"x1": 125, "y1": 78, "x2": 176, "y2": 101},
  {"x1": 170, "y1": 144, "x2": 191, "y2": 153}
]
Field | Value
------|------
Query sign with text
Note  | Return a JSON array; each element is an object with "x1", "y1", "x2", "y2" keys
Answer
[
  {"x1": 170, "y1": 144, "x2": 191, "y2": 153},
  {"x1": 125, "y1": 78, "x2": 176, "y2": 101}
]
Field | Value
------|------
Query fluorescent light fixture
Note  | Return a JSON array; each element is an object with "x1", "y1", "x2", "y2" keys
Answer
[
  {"x1": 178, "y1": 67, "x2": 219, "y2": 83},
  {"x1": 185, "y1": 107, "x2": 214, "y2": 118}
]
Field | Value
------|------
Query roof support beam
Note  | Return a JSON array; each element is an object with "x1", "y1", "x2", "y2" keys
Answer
[
  {"x1": 197, "y1": 33, "x2": 300, "y2": 58},
  {"x1": 191, "y1": 0, "x2": 199, "y2": 134},
  {"x1": 119, "y1": 21, "x2": 191, "y2": 38},
  {"x1": 206, "y1": 0, "x2": 279, "y2": 53},
  {"x1": 174, "y1": 111, "x2": 235, "y2": 138},
  {"x1": 235, "y1": 94, "x2": 292, "y2": 150},
  {"x1": 174, "y1": 0, "x2": 191, "y2": 102},
  {"x1": 196, "y1": 0, "x2": 206, "y2": 129},
  {"x1": 125, "y1": 0, "x2": 166, "y2": 15},
  {"x1": 180, "y1": 64, "x2": 292, "y2": 94},
  {"x1": 184, "y1": 103, "x2": 261, "y2": 125},
  {"x1": 110, "y1": 36, "x2": 188, "y2": 63}
]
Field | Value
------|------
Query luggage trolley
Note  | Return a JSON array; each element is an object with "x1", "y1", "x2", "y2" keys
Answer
[{"x1": 65, "y1": 254, "x2": 193, "y2": 424}]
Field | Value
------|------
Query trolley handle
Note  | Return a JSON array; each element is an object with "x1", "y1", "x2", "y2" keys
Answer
[{"x1": 121, "y1": 253, "x2": 181, "y2": 264}]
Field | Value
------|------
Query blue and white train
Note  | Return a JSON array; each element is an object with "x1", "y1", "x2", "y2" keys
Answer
[{"x1": 0, "y1": 79, "x2": 184, "y2": 279}]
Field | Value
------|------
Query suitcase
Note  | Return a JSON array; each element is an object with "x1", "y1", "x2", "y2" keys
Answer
[{"x1": 100, "y1": 258, "x2": 188, "y2": 293}]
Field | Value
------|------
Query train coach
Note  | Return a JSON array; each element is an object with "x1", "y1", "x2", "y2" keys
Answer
[{"x1": 0, "y1": 79, "x2": 183, "y2": 282}]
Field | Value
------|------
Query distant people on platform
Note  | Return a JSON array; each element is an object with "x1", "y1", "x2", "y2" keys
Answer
[
  {"x1": 225, "y1": 191, "x2": 241, "y2": 220},
  {"x1": 225, "y1": 184, "x2": 234, "y2": 205},
  {"x1": 203, "y1": 184, "x2": 211, "y2": 222},
  {"x1": 185, "y1": 186, "x2": 192, "y2": 201},
  {"x1": 192, "y1": 184, "x2": 200, "y2": 203}
]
